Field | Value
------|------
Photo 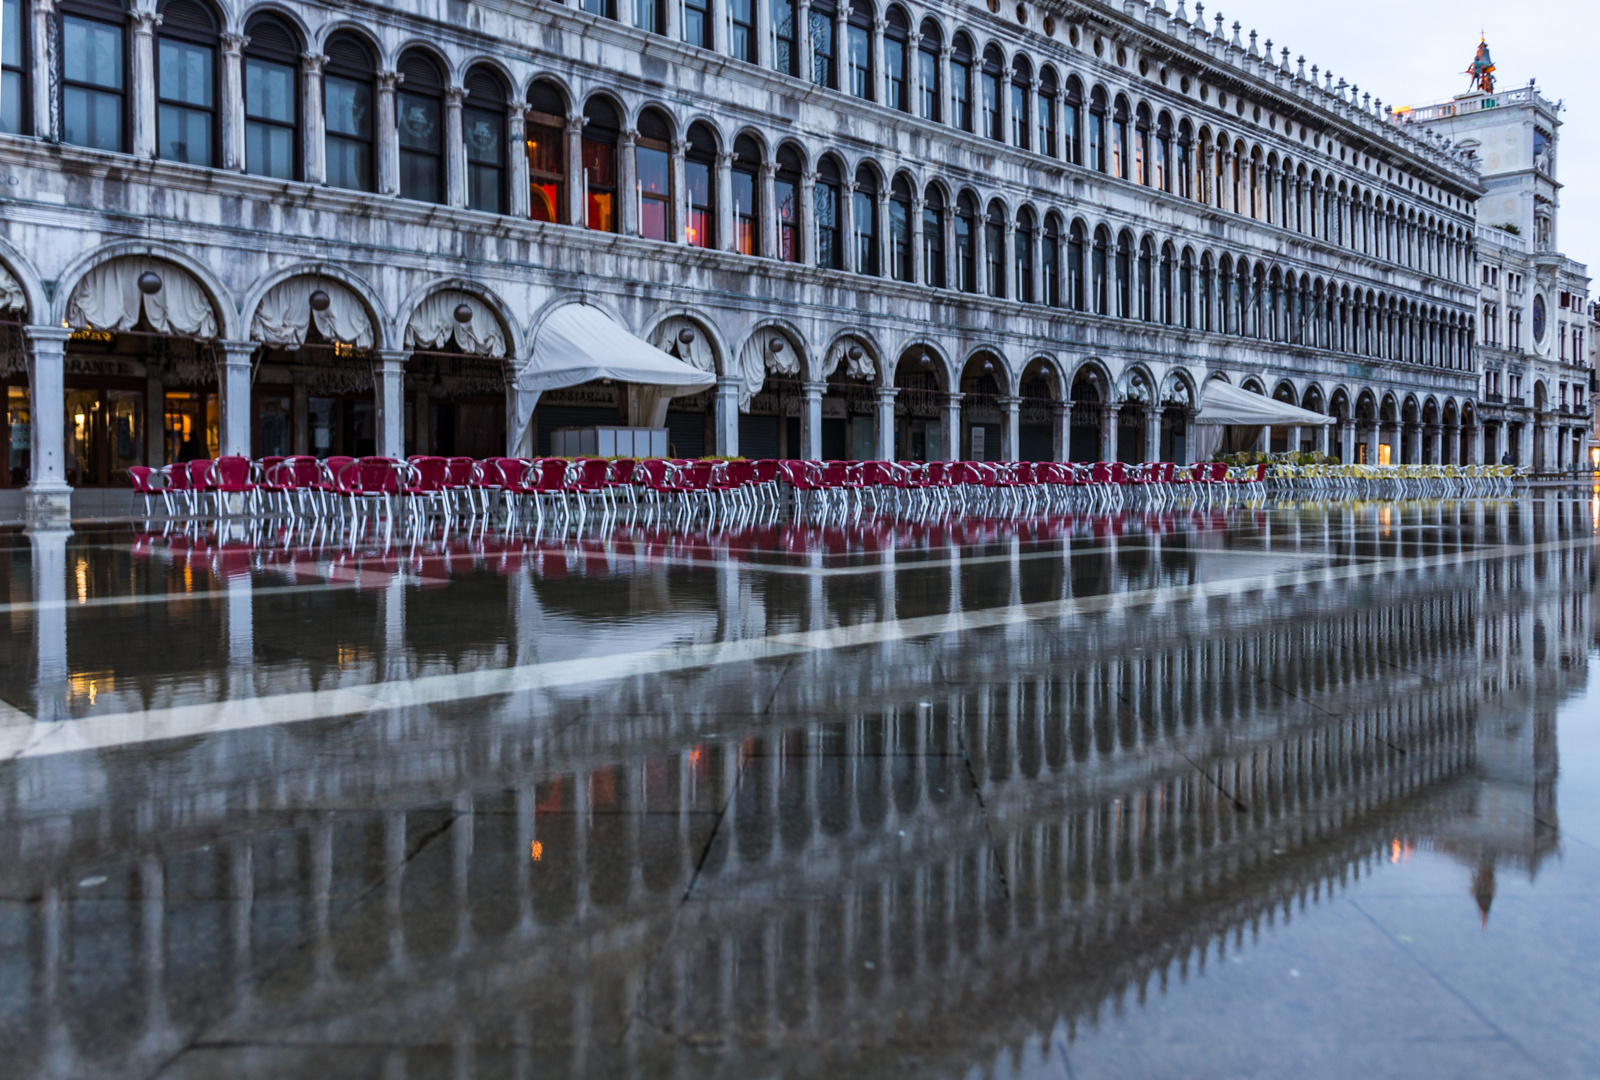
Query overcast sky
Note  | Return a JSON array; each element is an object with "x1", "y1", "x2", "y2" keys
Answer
[{"x1": 1205, "y1": 0, "x2": 1597, "y2": 285}]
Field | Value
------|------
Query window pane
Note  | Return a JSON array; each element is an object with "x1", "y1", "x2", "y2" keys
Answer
[
  {"x1": 400, "y1": 149, "x2": 439, "y2": 202},
  {"x1": 1, "y1": 70, "x2": 19, "y2": 134},
  {"x1": 635, "y1": 0, "x2": 658, "y2": 33},
  {"x1": 847, "y1": 25, "x2": 869, "y2": 97},
  {"x1": 686, "y1": 159, "x2": 710, "y2": 247},
  {"x1": 582, "y1": 138, "x2": 614, "y2": 187},
  {"x1": 2, "y1": 0, "x2": 19, "y2": 69},
  {"x1": 245, "y1": 58, "x2": 294, "y2": 123},
  {"x1": 158, "y1": 103, "x2": 211, "y2": 164},
  {"x1": 245, "y1": 120, "x2": 293, "y2": 179},
  {"x1": 327, "y1": 135, "x2": 370, "y2": 191},
  {"x1": 889, "y1": 200, "x2": 909, "y2": 281},
  {"x1": 159, "y1": 38, "x2": 212, "y2": 108},
  {"x1": 398, "y1": 91, "x2": 440, "y2": 152},
  {"x1": 814, "y1": 184, "x2": 837, "y2": 269},
  {"x1": 771, "y1": 0, "x2": 793, "y2": 75},
  {"x1": 63, "y1": 86, "x2": 121, "y2": 150},
  {"x1": 637, "y1": 146, "x2": 669, "y2": 198},
  {"x1": 885, "y1": 40, "x2": 903, "y2": 111},
  {"x1": 732, "y1": 169, "x2": 755, "y2": 254},
  {"x1": 853, "y1": 189, "x2": 874, "y2": 273},
  {"x1": 809, "y1": 11, "x2": 832, "y2": 87},
  {"x1": 63, "y1": 17, "x2": 122, "y2": 90},
  {"x1": 468, "y1": 163, "x2": 501, "y2": 213},
  {"x1": 981, "y1": 73, "x2": 997, "y2": 139},
  {"x1": 775, "y1": 177, "x2": 796, "y2": 261},
  {"x1": 464, "y1": 107, "x2": 503, "y2": 166},
  {"x1": 683, "y1": 0, "x2": 708, "y2": 48},
  {"x1": 325, "y1": 76, "x2": 371, "y2": 139},
  {"x1": 918, "y1": 50, "x2": 936, "y2": 119}
]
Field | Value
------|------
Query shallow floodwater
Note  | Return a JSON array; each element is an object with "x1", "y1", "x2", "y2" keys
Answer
[{"x1": 0, "y1": 498, "x2": 1595, "y2": 1079}]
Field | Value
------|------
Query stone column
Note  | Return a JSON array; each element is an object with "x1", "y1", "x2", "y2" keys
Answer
[
  {"x1": 754, "y1": 0, "x2": 770, "y2": 67},
  {"x1": 714, "y1": 376, "x2": 740, "y2": 457},
  {"x1": 794, "y1": 0, "x2": 811, "y2": 78},
  {"x1": 1100, "y1": 405, "x2": 1119, "y2": 462},
  {"x1": 1145, "y1": 406, "x2": 1162, "y2": 463},
  {"x1": 1001, "y1": 221, "x2": 1015, "y2": 300},
  {"x1": 943, "y1": 203, "x2": 957, "y2": 290},
  {"x1": 566, "y1": 116, "x2": 587, "y2": 226},
  {"x1": 377, "y1": 71, "x2": 401, "y2": 196},
  {"x1": 130, "y1": 10, "x2": 159, "y2": 157},
  {"x1": 670, "y1": 139, "x2": 688, "y2": 243},
  {"x1": 618, "y1": 128, "x2": 639, "y2": 236},
  {"x1": 1442, "y1": 422, "x2": 1458, "y2": 466},
  {"x1": 872, "y1": 16, "x2": 887, "y2": 105},
  {"x1": 833, "y1": 5, "x2": 847, "y2": 91},
  {"x1": 215, "y1": 341, "x2": 257, "y2": 458},
  {"x1": 943, "y1": 392, "x2": 963, "y2": 461},
  {"x1": 302, "y1": 53, "x2": 328, "y2": 185},
  {"x1": 221, "y1": 33, "x2": 247, "y2": 171},
  {"x1": 375, "y1": 351, "x2": 409, "y2": 460},
  {"x1": 507, "y1": 104, "x2": 531, "y2": 218},
  {"x1": 801, "y1": 380, "x2": 824, "y2": 460},
  {"x1": 715, "y1": 150, "x2": 735, "y2": 252},
  {"x1": 24, "y1": 327, "x2": 72, "y2": 514},
  {"x1": 839, "y1": 179, "x2": 857, "y2": 273},
  {"x1": 30, "y1": 0, "x2": 57, "y2": 139},
  {"x1": 999, "y1": 396, "x2": 1020, "y2": 462},
  {"x1": 874, "y1": 387, "x2": 897, "y2": 461},
  {"x1": 973, "y1": 207, "x2": 987, "y2": 295},
  {"x1": 759, "y1": 162, "x2": 778, "y2": 259},
  {"x1": 800, "y1": 170, "x2": 818, "y2": 265},
  {"x1": 909, "y1": 193, "x2": 924, "y2": 284},
  {"x1": 445, "y1": 86, "x2": 468, "y2": 208},
  {"x1": 1051, "y1": 402, "x2": 1068, "y2": 462},
  {"x1": 711, "y1": 0, "x2": 727, "y2": 53}
]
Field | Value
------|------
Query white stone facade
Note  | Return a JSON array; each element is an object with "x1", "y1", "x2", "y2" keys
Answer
[{"x1": 0, "y1": 0, "x2": 1488, "y2": 507}]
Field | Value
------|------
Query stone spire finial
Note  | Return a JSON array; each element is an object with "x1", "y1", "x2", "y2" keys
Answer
[
  {"x1": 1214, "y1": 13, "x2": 1224, "y2": 40},
  {"x1": 1249, "y1": 30, "x2": 1259, "y2": 57},
  {"x1": 1363, "y1": 91, "x2": 1371, "y2": 111},
  {"x1": 1232, "y1": 21, "x2": 1244, "y2": 49},
  {"x1": 1175, "y1": 0, "x2": 1189, "y2": 21},
  {"x1": 1310, "y1": 63, "x2": 1319, "y2": 86},
  {"x1": 1281, "y1": 47, "x2": 1290, "y2": 72},
  {"x1": 1325, "y1": 69, "x2": 1334, "y2": 91},
  {"x1": 1193, "y1": 1, "x2": 1204, "y2": 28},
  {"x1": 1297, "y1": 55, "x2": 1306, "y2": 80}
]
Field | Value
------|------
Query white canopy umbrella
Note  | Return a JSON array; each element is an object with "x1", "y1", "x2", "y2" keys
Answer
[
  {"x1": 1192, "y1": 380, "x2": 1331, "y2": 461},
  {"x1": 509, "y1": 303, "x2": 716, "y2": 453}
]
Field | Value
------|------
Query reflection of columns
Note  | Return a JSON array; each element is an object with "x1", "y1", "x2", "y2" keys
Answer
[
  {"x1": 385, "y1": 811, "x2": 408, "y2": 971},
  {"x1": 1099, "y1": 405, "x2": 1119, "y2": 462},
  {"x1": 230, "y1": 841, "x2": 254, "y2": 1009},
  {"x1": 566, "y1": 117, "x2": 587, "y2": 226},
  {"x1": 140, "y1": 855, "x2": 170, "y2": 1038},
  {"x1": 377, "y1": 71, "x2": 402, "y2": 196},
  {"x1": 24, "y1": 327, "x2": 72, "y2": 512},
  {"x1": 714, "y1": 376, "x2": 741, "y2": 457},
  {"x1": 999, "y1": 395, "x2": 1020, "y2": 462},
  {"x1": 221, "y1": 34, "x2": 247, "y2": 170},
  {"x1": 384, "y1": 573, "x2": 406, "y2": 677},
  {"x1": 130, "y1": 11, "x2": 159, "y2": 157},
  {"x1": 216, "y1": 340, "x2": 256, "y2": 458},
  {"x1": 801, "y1": 381, "x2": 824, "y2": 460},
  {"x1": 226, "y1": 557, "x2": 253, "y2": 672},
  {"x1": 302, "y1": 53, "x2": 329, "y2": 185},
  {"x1": 943, "y1": 392, "x2": 964, "y2": 461},
  {"x1": 1145, "y1": 406, "x2": 1161, "y2": 463},
  {"x1": 1051, "y1": 402, "x2": 1069, "y2": 463},
  {"x1": 28, "y1": 525, "x2": 71, "y2": 722},
  {"x1": 874, "y1": 387, "x2": 897, "y2": 461},
  {"x1": 375, "y1": 351, "x2": 409, "y2": 460},
  {"x1": 507, "y1": 105, "x2": 531, "y2": 219},
  {"x1": 445, "y1": 86, "x2": 468, "y2": 208}
]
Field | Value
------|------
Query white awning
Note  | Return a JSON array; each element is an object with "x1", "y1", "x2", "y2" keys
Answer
[
  {"x1": 520, "y1": 303, "x2": 716, "y2": 397},
  {"x1": 1194, "y1": 380, "x2": 1333, "y2": 426}
]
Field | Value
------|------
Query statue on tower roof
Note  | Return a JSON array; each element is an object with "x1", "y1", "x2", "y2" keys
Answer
[{"x1": 1466, "y1": 36, "x2": 1496, "y2": 94}]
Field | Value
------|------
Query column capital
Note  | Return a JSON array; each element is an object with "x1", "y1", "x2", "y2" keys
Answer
[
  {"x1": 801, "y1": 380, "x2": 827, "y2": 397},
  {"x1": 944, "y1": 391, "x2": 965, "y2": 404},
  {"x1": 377, "y1": 70, "x2": 402, "y2": 90},
  {"x1": 715, "y1": 149, "x2": 736, "y2": 168},
  {"x1": 619, "y1": 127, "x2": 638, "y2": 147},
  {"x1": 303, "y1": 52, "x2": 329, "y2": 74},
  {"x1": 130, "y1": 10, "x2": 161, "y2": 33},
  {"x1": 220, "y1": 32, "x2": 249, "y2": 55},
  {"x1": 214, "y1": 339, "x2": 258, "y2": 363},
  {"x1": 759, "y1": 161, "x2": 778, "y2": 179},
  {"x1": 23, "y1": 325, "x2": 72, "y2": 349},
  {"x1": 997, "y1": 395, "x2": 1023, "y2": 409},
  {"x1": 874, "y1": 386, "x2": 899, "y2": 402},
  {"x1": 445, "y1": 85, "x2": 468, "y2": 105},
  {"x1": 374, "y1": 349, "x2": 411, "y2": 368},
  {"x1": 670, "y1": 139, "x2": 689, "y2": 157},
  {"x1": 566, "y1": 115, "x2": 588, "y2": 135}
]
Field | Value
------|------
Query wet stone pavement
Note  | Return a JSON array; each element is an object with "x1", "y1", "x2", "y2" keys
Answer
[{"x1": 0, "y1": 499, "x2": 1597, "y2": 1080}]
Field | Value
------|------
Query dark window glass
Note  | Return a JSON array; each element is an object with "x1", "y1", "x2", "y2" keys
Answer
[
  {"x1": 1067, "y1": 226, "x2": 1085, "y2": 310},
  {"x1": 1042, "y1": 228, "x2": 1059, "y2": 306},
  {"x1": 729, "y1": 0, "x2": 753, "y2": 61},
  {"x1": 683, "y1": 0, "x2": 709, "y2": 48},
  {"x1": 638, "y1": 143, "x2": 670, "y2": 240},
  {"x1": 1063, "y1": 94, "x2": 1080, "y2": 165},
  {"x1": 922, "y1": 197, "x2": 944, "y2": 288},
  {"x1": 809, "y1": 3, "x2": 833, "y2": 88},
  {"x1": 3, "y1": 0, "x2": 27, "y2": 134},
  {"x1": 1016, "y1": 225, "x2": 1033, "y2": 303},
  {"x1": 582, "y1": 130, "x2": 616, "y2": 232},
  {"x1": 917, "y1": 43, "x2": 937, "y2": 120},
  {"x1": 464, "y1": 104, "x2": 503, "y2": 213},
  {"x1": 634, "y1": 0, "x2": 660, "y2": 33},
  {"x1": 885, "y1": 37, "x2": 905, "y2": 111},
  {"x1": 955, "y1": 204, "x2": 975, "y2": 292},
  {"x1": 398, "y1": 88, "x2": 441, "y2": 202},
  {"x1": 732, "y1": 167, "x2": 756, "y2": 254},
  {"x1": 854, "y1": 187, "x2": 877, "y2": 275},
  {"x1": 1010, "y1": 81, "x2": 1027, "y2": 149},
  {"x1": 1091, "y1": 231, "x2": 1107, "y2": 314},
  {"x1": 847, "y1": 23, "x2": 869, "y2": 98},
  {"x1": 686, "y1": 157, "x2": 712, "y2": 247},
  {"x1": 526, "y1": 118, "x2": 564, "y2": 223},
  {"x1": 980, "y1": 68, "x2": 998, "y2": 140},
  {"x1": 985, "y1": 216, "x2": 1003, "y2": 297},
  {"x1": 771, "y1": 0, "x2": 795, "y2": 76},
  {"x1": 62, "y1": 15, "x2": 124, "y2": 151},
  {"x1": 581, "y1": 0, "x2": 612, "y2": 17},
  {"x1": 1036, "y1": 90, "x2": 1055, "y2": 157},
  {"x1": 244, "y1": 55, "x2": 295, "y2": 179},
  {"x1": 776, "y1": 175, "x2": 798, "y2": 261},
  {"x1": 1087, "y1": 107, "x2": 1103, "y2": 172},
  {"x1": 950, "y1": 48, "x2": 971, "y2": 131},
  {"x1": 815, "y1": 179, "x2": 840, "y2": 269},
  {"x1": 325, "y1": 72, "x2": 372, "y2": 191},
  {"x1": 157, "y1": 34, "x2": 213, "y2": 165}
]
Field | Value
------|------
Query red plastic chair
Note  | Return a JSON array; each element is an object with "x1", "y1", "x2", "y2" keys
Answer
[{"x1": 127, "y1": 466, "x2": 164, "y2": 515}]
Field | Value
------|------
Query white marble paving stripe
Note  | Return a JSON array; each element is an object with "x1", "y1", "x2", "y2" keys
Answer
[{"x1": 1, "y1": 535, "x2": 1588, "y2": 762}]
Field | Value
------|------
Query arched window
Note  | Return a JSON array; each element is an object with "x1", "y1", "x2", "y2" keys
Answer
[
  {"x1": 980, "y1": 45, "x2": 1003, "y2": 141},
  {"x1": 1159, "y1": 242, "x2": 1174, "y2": 324},
  {"x1": 1112, "y1": 95, "x2": 1130, "y2": 180},
  {"x1": 728, "y1": 0, "x2": 753, "y2": 60},
  {"x1": 1176, "y1": 120, "x2": 1193, "y2": 199},
  {"x1": 1155, "y1": 112, "x2": 1172, "y2": 193},
  {"x1": 731, "y1": 134, "x2": 761, "y2": 255},
  {"x1": 1036, "y1": 68, "x2": 1057, "y2": 158},
  {"x1": 635, "y1": 0, "x2": 663, "y2": 34},
  {"x1": 61, "y1": 0, "x2": 127, "y2": 151},
  {"x1": 1198, "y1": 253, "x2": 1213, "y2": 331},
  {"x1": 809, "y1": 0, "x2": 836, "y2": 88},
  {"x1": 1115, "y1": 230, "x2": 1132, "y2": 318},
  {"x1": 949, "y1": 35, "x2": 973, "y2": 132},
  {"x1": 846, "y1": 0, "x2": 872, "y2": 99},
  {"x1": 1091, "y1": 225, "x2": 1109, "y2": 315},
  {"x1": 770, "y1": 0, "x2": 796, "y2": 76},
  {"x1": 636, "y1": 107, "x2": 673, "y2": 241},
  {"x1": 1067, "y1": 219, "x2": 1086, "y2": 311},
  {"x1": 323, "y1": 32, "x2": 375, "y2": 192},
  {"x1": 684, "y1": 0, "x2": 710, "y2": 48},
  {"x1": 1134, "y1": 103, "x2": 1151, "y2": 186},
  {"x1": 815, "y1": 157, "x2": 843, "y2": 269},
  {"x1": 463, "y1": 66, "x2": 507, "y2": 213},
  {"x1": 1063, "y1": 77, "x2": 1083, "y2": 166},
  {"x1": 884, "y1": 7, "x2": 909, "y2": 112},
  {"x1": 1179, "y1": 247, "x2": 1194, "y2": 328},
  {"x1": 1015, "y1": 207, "x2": 1035, "y2": 304},
  {"x1": 955, "y1": 192, "x2": 977, "y2": 292},
  {"x1": 888, "y1": 174, "x2": 912, "y2": 282},
  {"x1": 1042, "y1": 216, "x2": 1060, "y2": 307},
  {"x1": 916, "y1": 20, "x2": 940, "y2": 121},
  {"x1": 525, "y1": 81, "x2": 567, "y2": 224},
  {"x1": 397, "y1": 50, "x2": 445, "y2": 203},
  {"x1": 582, "y1": 97, "x2": 619, "y2": 231},
  {"x1": 155, "y1": 0, "x2": 217, "y2": 165},
  {"x1": 1137, "y1": 236, "x2": 1153, "y2": 321},
  {"x1": 685, "y1": 121, "x2": 717, "y2": 248},
  {"x1": 1087, "y1": 86, "x2": 1106, "y2": 173},
  {"x1": 1010, "y1": 55, "x2": 1030, "y2": 151},
  {"x1": 854, "y1": 164, "x2": 878, "y2": 275},
  {"x1": 985, "y1": 200, "x2": 1005, "y2": 298},
  {"x1": 2, "y1": 0, "x2": 28, "y2": 134},
  {"x1": 922, "y1": 184, "x2": 945, "y2": 288},
  {"x1": 242, "y1": 14, "x2": 299, "y2": 179},
  {"x1": 775, "y1": 143, "x2": 802, "y2": 261}
]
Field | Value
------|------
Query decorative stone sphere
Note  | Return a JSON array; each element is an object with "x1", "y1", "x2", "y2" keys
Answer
[
  {"x1": 768, "y1": 337, "x2": 784, "y2": 353},
  {"x1": 847, "y1": 344, "x2": 863, "y2": 361},
  {"x1": 309, "y1": 289, "x2": 331, "y2": 312},
  {"x1": 137, "y1": 271, "x2": 163, "y2": 295},
  {"x1": 677, "y1": 327, "x2": 696, "y2": 345},
  {"x1": 454, "y1": 302, "x2": 474, "y2": 324}
]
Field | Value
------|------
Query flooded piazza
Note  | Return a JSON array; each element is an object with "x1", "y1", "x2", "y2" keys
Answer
[{"x1": 0, "y1": 498, "x2": 1597, "y2": 1080}]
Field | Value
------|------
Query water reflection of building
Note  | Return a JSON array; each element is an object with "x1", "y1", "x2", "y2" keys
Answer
[{"x1": 0, "y1": 498, "x2": 1590, "y2": 1079}]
